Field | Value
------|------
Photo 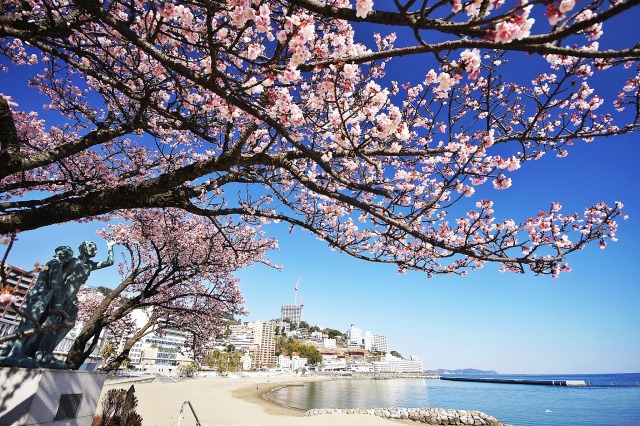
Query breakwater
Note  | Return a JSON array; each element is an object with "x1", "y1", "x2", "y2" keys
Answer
[
  {"x1": 440, "y1": 376, "x2": 587, "y2": 386},
  {"x1": 304, "y1": 407, "x2": 509, "y2": 425}
]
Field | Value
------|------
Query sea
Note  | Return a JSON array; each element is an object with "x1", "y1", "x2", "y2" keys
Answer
[{"x1": 267, "y1": 373, "x2": 640, "y2": 425}]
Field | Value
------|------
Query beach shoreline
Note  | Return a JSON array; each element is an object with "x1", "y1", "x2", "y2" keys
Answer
[
  {"x1": 231, "y1": 374, "x2": 324, "y2": 417},
  {"x1": 98, "y1": 374, "x2": 414, "y2": 425}
]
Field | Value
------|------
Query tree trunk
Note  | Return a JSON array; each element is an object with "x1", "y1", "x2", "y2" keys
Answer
[
  {"x1": 65, "y1": 320, "x2": 104, "y2": 370},
  {"x1": 102, "y1": 317, "x2": 155, "y2": 372},
  {"x1": 66, "y1": 276, "x2": 136, "y2": 369}
]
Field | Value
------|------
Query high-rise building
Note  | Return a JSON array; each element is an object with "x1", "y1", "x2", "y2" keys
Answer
[
  {"x1": 372, "y1": 334, "x2": 388, "y2": 353},
  {"x1": 280, "y1": 304, "x2": 303, "y2": 325},
  {"x1": 0, "y1": 265, "x2": 37, "y2": 337},
  {"x1": 364, "y1": 330, "x2": 373, "y2": 351},
  {"x1": 346, "y1": 324, "x2": 363, "y2": 346},
  {"x1": 252, "y1": 320, "x2": 276, "y2": 369}
]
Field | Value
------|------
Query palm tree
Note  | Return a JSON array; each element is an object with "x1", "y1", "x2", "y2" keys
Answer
[{"x1": 100, "y1": 343, "x2": 117, "y2": 368}]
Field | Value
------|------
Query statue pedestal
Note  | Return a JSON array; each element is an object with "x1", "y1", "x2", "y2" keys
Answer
[{"x1": 0, "y1": 367, "x2": 106, "y2": 426}]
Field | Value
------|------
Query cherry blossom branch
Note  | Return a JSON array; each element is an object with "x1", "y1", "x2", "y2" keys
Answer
[
  {"x1": 298, "y1": 41, "x2": 639, "y2": 73},
  {"x1": 289, "y1": 0, "x2": 640, "y2": 55}
]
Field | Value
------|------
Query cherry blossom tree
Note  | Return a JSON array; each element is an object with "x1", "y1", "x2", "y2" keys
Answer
[
  {"x1": 1, "y1": 0, "x2": 638, "y2": 279},
  {"x1": 65, "y1": 209, "x2": 277, "y2": 370}
]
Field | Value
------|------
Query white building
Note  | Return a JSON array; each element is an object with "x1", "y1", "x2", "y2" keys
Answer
[
  {"x1": 0, "y1": 265, "x2": 36, "y2": 338},
  {"x1": 363, "y1": 331, "x2": 373, "y2": 351},
  {"x1": 347, "y1": 326, "x2": 387, "y2": 353},
  {"x1": 348, "y1": 362, "x2": 374, "y2": 372},
  {"x1": 229, "y1": 323, "x2": 252, "y2": 340},
  {"x1": 372, "y1": 334, "x2": 388, "y2": 353},
  {"x1": 346, "y1": 324, "x2": 363, "y2": 347},
  {"x1": 227, "y1": 323, "x2": 259, "y2": 352},
  {"x1": 319, "y1": 354, "x2": 347, "y2": 371},
  {"x1": 278, "y1": 354, "x2": 308, "y2": 371},
  {"x1": 322, "y1": 338, "x2": 337, "y2": 349},
  {"x1": 276, "y1": 320, "x2": 290, "y2": 335},
  {"x1": 123, "y1": 309, "x2": 194, "y2": 375},
  {"x1": 310, "y1": 331, "x2": 324, "y2": 341},
  {"x1": 372, "y1": 353, "x2": 423, "y2": 373}
]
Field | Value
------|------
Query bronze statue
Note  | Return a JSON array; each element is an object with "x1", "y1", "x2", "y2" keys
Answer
[{"x1": 0, "y1": 241, "x2": 114, "y2": 369}]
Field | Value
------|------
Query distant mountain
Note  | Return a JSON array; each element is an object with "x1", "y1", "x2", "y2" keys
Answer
[{"x1": 426, "y1": 368, "x2": 499, "y2": 375}]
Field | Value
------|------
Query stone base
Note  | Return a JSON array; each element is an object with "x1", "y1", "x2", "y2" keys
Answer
[{"x1": 0, "y1": 367, "x2": 106, "y2": 426}]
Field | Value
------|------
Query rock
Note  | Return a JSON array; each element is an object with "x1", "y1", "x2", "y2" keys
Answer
[
  {"x1": 460, "y1": 414, "x2": 474, "y2": 425},
  {"x1": 303, "y1": 405, "x2": 507, "y2": 425}
]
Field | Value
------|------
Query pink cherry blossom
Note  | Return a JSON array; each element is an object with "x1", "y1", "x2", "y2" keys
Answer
[
  {"x1": 356, "y1": 0, "x2": 374, "y2": 18},
  {"x1": 559, "y1": 0, "x2": 576, "y2": 14},
  {"x1": 493, "y1": 174, "x2": 512, "y2": 189},
  {"x1": 491, "y1": 5, "x2": 534, "y2": 43},
  {"x1": 437, "y1": 72, "x2": 456, "y2": 91}
]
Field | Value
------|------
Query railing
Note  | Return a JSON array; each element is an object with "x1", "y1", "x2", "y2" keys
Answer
[
  {"x1": 158, "y1": 372, "x2": 178, "y2": 383},
  {"x1": 177, "y1": 400, "x2": 202, "y2": 426}
]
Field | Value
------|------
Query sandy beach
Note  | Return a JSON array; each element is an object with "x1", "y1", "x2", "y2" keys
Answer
[{"x1": 98, "y1": 374, "x2": 412, "y2": 426}]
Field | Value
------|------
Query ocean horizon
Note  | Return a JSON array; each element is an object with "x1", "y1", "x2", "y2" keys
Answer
[{"x1": 267, "y1": 373, "x2": 640, "y2": 425}]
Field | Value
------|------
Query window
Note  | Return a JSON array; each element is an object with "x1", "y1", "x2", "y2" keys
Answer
[{"x1": 54, "y1": 394, "x2": 83, "y2": 421}]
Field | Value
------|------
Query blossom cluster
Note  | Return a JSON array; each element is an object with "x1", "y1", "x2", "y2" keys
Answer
[
  {"x1": 0, "y1": 0, "x2": 635, "y2": 279},
  {"x1": 490, "y1": 5, "x2": 535, "y2": 43}
]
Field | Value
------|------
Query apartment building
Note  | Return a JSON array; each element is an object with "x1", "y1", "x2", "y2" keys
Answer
[
  {"x1": 227, "y1": 323, "x2": 259, "y2": 352},
  {"x1": 252, "y1": 320, "x2": 276, "y2": 369},
  {"x1": 0, "y1": 265, "x2": 37, "y2": 337}
]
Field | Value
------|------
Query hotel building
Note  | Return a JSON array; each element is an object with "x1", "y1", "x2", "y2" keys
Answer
[{"x1": 372, "y1": 353, "x2": 424, "y2": 373}]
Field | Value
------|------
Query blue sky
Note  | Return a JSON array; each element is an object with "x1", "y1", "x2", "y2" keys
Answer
[
  {"x1": 2, "y1": 4, "x2": 639, "y2": 375},
  {"x1": 6, "y1": 129, "x2": 639, "y2": 374},
  {"x1": 236, "y1": 130, "x2": 640, "y2": 375}
]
